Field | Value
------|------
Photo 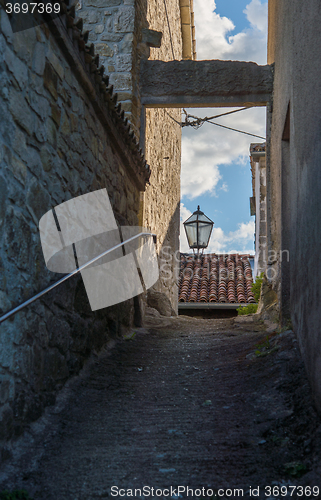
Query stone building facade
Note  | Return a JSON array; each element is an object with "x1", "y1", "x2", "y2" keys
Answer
[
  {"x1": 76, "y1": 0, "x2": 196, "y2": 313},
  {"x1": 0, "y1": 1, "x2": 150, "y2": 445},
  {"x1": 267, "y1": 0, "x2": 321, "y2": 409}
]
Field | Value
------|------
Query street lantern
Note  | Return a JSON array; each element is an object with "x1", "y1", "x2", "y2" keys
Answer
[{"x1": 183, "y1": 205, "x2": 214, "y2": 254}]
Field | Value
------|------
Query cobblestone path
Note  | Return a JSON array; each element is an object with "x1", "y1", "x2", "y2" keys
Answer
[{"x1": 0, "y1": 316, "x2": 321, "y2": 499}]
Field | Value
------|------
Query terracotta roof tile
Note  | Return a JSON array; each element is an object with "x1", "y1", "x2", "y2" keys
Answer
[{"x1": 179, "y1": 253, "x2": 256, "y2": 304}]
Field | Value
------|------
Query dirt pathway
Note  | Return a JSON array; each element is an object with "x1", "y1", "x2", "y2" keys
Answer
[{"x1": 0, "y1": 315, "x2": 321, "y2": 499}]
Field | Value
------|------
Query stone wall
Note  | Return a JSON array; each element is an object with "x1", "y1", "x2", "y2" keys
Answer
[
  {"x1": 75, "y1": 0, "x2": 149, "y2": 138},
  {"x1": 143, "y1": 0, "x2": 182, "y2": 313},
  {"x1": 76, "y1": 0, "x2": 183, "y2": 313},
  {"x1": 267, "y1": 0, "x2": 321, "y2": 410},
  {"x1": 0, "y1": 5, "x2": 148, "y2": 445}
]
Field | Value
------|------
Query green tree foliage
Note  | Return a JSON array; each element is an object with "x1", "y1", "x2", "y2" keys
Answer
[{"x1": 251, "y1": 272, "x2": 264, "y2": 302}]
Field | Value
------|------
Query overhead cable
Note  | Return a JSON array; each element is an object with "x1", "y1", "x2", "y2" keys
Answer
[
  {"x1": 165, "y1": 107, "x2": 266, "y2": 140},
  {"x1": 163, "y1": 0, "x2": 175, "y2": 60}
]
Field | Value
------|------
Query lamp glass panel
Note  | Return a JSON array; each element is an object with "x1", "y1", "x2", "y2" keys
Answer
[
  {"x1": 198, "y1": 213, "x2": 213, "y2": 224},
  {"x1": 184, "y1": 213, "x2": 199, "y2": 224},
  {"x1": 198, "y1": 222, "x2": 213, "y2": 247},
  {"x1": 184, "y1": 224, "x2": 198, "y2": 248}
]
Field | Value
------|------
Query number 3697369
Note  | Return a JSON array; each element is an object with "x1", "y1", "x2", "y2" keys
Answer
[{"x1": 5, "y1": 3, "x2": 61, "y2": 14}]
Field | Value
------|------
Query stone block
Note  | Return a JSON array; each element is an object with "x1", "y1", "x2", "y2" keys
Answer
[
  {"x1": 47, "y1": 118, "x2": 57, "y2": 148},
  {"x1": 140, "y1": 60, "x2": 274, "y2": 106},
  {"x1": 44, "y1": 61, "x2": 58, "y2": 100},
  {"x1": 0, "y1": 177, "x2": 8, "y2": 226},
  {"x1": 26, "y1": 177, "x2": 51, "y2": 222},
  {"x1": 11, "y1": 155, "x2": 27, "y2": 184},
  {"x1": 141, "y1": 28, "x2": 162, "y2": 48},
  {"x1": 4, "y1": 205, "x2": 32, "y2": 271},
  {"x1": 0, "y1": 35, "x2": 5, "y2": 65},
  {"x1": 95, "y1": 24, "x2": 105, "y2": 34},
  {"x1": 32, "y1": 42, "x2": 46, "y2": 76},
  {"x1": 29, "y1": 71, "x2": 45, "y2": 96},
  {"x1": 0, "y1": 404, "x2": 14, "y2": 440},
  {"x1": 86, "y1": 0, "x2": 120, "y2": 6},
  {"x1": 40, "y1": 144, "x2": 54, "y2": 172},
  {"x1": 116, "y1": 54, "x2": 132, "y2": 71},
  {"x1": 0, "y1": 290, "x2": 11, "y2": 316},
  {"x1": 114, "y1": 6, "x2": 135, "y2": 33},
  {"x1": 0, "y1": 10, "x2": 13, "y2": 41},
  {"x1": 120, "y1": 33, "x2": 134, "y2": 53},
  {"x1": 114, "y1": 7, "x2": 135, "y2": 32},
  {"x1": 8, "y1": 88, "x2": 34, "y2": 136},
  {"x1": 24, "y1": 146, "x2": 42, "y2": 177},
  {"x1": 34, "y1": 117, "x2": 47, "y2": 143},
  {"x1": 95, "y1": 43, "x2": 114, "y2": 57},
  {"x1": 88, "y1": 32, "x2": 98, "y2": 42},
  {"x1": 180, "y1": 5, "x2": 191, "y2": 24},
  {"x1": 71, "y1": 95, "x2": 84, "y2": 116},
  {"x1": 12, "y1": 344, "x2": 32, "y2": 377},
  {"x1": 147, "y1": 289, "x2": 172, "y2": 316},
  {"x1": 32, "y1": 344, "x2": 45, "y2": 385},
  {"x1": 28, "y1": 90, "x2": 50, "y2": 122},
  {"x1": 119, "y1": 100, "x2": 132, "y2": 112},
  {"x1": 60, "y1": 111, "x2": 71, "y2": 135},
  {"x1": 47, "y1": 317, "x2": 71, "y2": 353},
  {"x1": 91, "y1": 136, "x2": 98, "y2": 157},
  {"x1": 4, "y1": 46, "x2": 29, "y2": 90},
  {"x1": 50, "y1": 102, "x2": 61, "y2": 127},
  {"x1": 109, "y1": 72, "x2": 131, "y2": 91},
  {"x1": 0, "y1": 375, "x2": 15, "y2": 404},
  {"x1": 12, "y1": 29, "x2": 37, "y2": 65},
  {"x1": 44, "y1": 348, "x2": 69, "y2": 380},
  {"x1": 47, "y1": 46, "x2": 64, "y2": 80},
  {"x1": 100, "y1": 33, "x2": 123, "y2": 42},
  {"x1": 116, "y1": 92, "x2": 132, "y2": 101},
  {"x1": 69, "y1": 113, "x2": 79, "y2": 133},
  {"x1": 87, "y1": 11, "x2": 100, "y2": 23}
]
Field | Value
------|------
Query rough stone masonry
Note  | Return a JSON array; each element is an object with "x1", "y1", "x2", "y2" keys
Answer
[{"x1": 0, "y1": 2, "x2": 149, "y2": 448}]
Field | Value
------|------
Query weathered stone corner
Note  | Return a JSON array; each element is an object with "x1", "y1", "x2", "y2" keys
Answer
[{"x1": 141, "y1": 28, "x2": 162, "y2": 48}]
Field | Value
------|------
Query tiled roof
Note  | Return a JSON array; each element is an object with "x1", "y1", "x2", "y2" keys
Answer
[{"x1": 178, "y1": 253, "x2": 256, "y2": 304}]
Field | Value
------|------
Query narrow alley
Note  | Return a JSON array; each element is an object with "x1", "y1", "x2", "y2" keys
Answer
[{"x1": 0, "y1": 315, "x2": 320, "y2": 499}]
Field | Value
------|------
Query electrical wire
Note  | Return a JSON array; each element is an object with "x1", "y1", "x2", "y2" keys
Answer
[
  {"x1": 206, "y1": 120, "x2": 266, "y2": 140},
  {"x1": 165, "y1": 107, "x2": 266, "y2": 140},
  {"x1": 182, "y1": 107, "x2": 252, "y2": 128},
  {"x1": 163, "y1": 0, "x2": 175, "y2": 60}
]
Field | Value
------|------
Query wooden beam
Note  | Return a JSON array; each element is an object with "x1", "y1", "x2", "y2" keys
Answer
[{"x1": 140, "y1": 60, "x2": 273, "y2": 108}]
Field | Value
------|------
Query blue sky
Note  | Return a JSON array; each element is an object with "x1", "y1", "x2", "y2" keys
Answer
[{"x1": 180, "y1": 0, "x2": 268, "y2": 254}]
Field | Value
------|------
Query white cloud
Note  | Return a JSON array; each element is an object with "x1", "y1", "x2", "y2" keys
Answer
[
  {"x1": 244, "y1": 0, "x2": 268, "y2": 33},
  {"x1": 194, "y1": 0, "x2": 267, "y2": 64},
  {"x1": 180, "y1": 205, "x2": 255, "y2": 254},
  {"x1": 206, "y1": 219, "x2": 255, "y2": 253},
  {"x1": 219, "y1": 182, "x2": 228, "y2": 192},
  {"x1": 181, "y1": 106, "x2": 266, "y2": 199}
]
